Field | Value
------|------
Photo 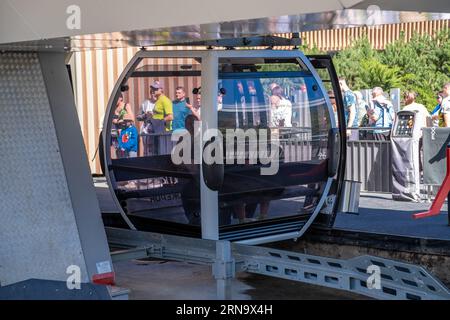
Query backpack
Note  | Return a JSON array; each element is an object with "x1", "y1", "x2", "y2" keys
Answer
[{"x1": 374, "y1": 101, "x2": 394, "y2": 136}]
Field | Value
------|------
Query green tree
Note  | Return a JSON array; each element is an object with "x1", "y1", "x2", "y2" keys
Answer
[
  {"x1": 358, "y1": 58, "x2": 414, "y2": 90},
  {"x1": 381, "y1": 30, "x2": 450, "y2": 110},
  {"x1": 332, "y1": 36, "x2": 379, "y2": 88},
  {"x1": 303, "y1": 29, "x2": 450, "y2": 111}
]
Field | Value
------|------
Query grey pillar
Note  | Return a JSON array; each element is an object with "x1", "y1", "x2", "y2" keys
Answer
[
  {"x1": 200, "y1": 52, "x2": 219, "y2": 240},
  {"x1": 213, "y1": 241, "x2": 235, "y2": 300},
  {"x1": 0, "y1": 52, "x2": 112, "y2": 287}
]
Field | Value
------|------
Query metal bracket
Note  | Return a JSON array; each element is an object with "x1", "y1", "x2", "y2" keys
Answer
[
  {"x1": 212, "y1": 241, "x2": 236, "y2": 299},
  {"x1": 212, "y1": 241, "x2": 236, "y2": 280},
  {"x1": 320, "y1": 195, "x2": 336, "y2": 215}
]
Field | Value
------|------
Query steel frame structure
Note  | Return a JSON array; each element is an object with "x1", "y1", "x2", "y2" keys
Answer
[{"x1": 107, "y1": 227, "x2": 450, "y2": 300}]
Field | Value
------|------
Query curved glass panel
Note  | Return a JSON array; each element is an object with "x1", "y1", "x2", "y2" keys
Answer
[
  {"x1": 103, "y1": 52, "x2": 338, "y2": 241},
  {"x1": 215, "y1": 57, "x2": 332, "y2": 226},
  {"x1": 107, "y1": 57, "x2": 202, "y2": 225}
]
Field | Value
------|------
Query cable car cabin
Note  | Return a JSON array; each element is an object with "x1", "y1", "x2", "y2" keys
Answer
[{"x1": 102, "y1": 50, "x2": 346, "y2": 244}]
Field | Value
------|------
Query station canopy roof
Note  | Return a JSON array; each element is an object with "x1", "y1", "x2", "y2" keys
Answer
[{"x1": 0, "y1": 0, "x2": 449, "y2": 51}]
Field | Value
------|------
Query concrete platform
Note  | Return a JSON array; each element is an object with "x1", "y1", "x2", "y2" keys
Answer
[
  {"x1": 334, "y1": 192, "x2": 449, "y2": 240},
  {"x1": 113, "y1": 258, "x2": 366, "y2": 300}
]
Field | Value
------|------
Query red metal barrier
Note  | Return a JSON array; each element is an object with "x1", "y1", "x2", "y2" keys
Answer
[{"x1": 413, "y1": 144, "x2": 450, "y2": 220}]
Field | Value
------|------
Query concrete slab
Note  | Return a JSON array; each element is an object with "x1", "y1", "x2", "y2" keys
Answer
[
  {"x1": 113, "y1": 258, "x2": 366, "y2": 300},
  {"x1": 334, "y1": 192, "x2": 450, "y2": 240}
]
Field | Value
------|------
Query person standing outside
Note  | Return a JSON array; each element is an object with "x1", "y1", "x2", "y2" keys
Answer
[
  {"x1": 118, "y1": 114, "x2": 139, "y2": 188},
  {"x1": 431, "y1": 91, "x2": 444, "y2": 127},
  {"x1": 137, "y1": 86, "x2": 157, "y2": 156},
  {"x1": 192, "y1": 89, "x2": 201, "y2": 120},
  {"x1": 112, "y1": 93, "x2": 134, "y2": 158},
  {"x1": 269, "y1": 85, "x2": 292, "y2": 128},
  {"x1": 150, "y1": 81, "x2": 173, "y2": 132},
  {"x1": 172, "y1": 86, "x2": 192, "y2": 132},
  {"x1": 367, "y1": 87, "x2": 395, "y2": 141},
  {"x1": 354, "y1": 91, "x2": 369, "y2": 125},
  {"x1": 113, "y1": 93, "x2": 134, "y2": 127},
  {"x1": 338, "y1": 77, "x2": 358, "y2": 140},
  {"x1": 402, "y1": 91, "x2": 431, "y2": 135},
  {"x1": 118, "y1": 114, "x2": 138, "y2": 158},
  {"x1": 149, "y1": 81, "x2": 173, "y2": 155},
  {"x1": 327, "y1": 90, "x2": 338, "y2": 127},
  {"x1": 440, "y1": 83, "x2": 450, "y2": 127},
  {"x1": 354, "y1": 91, "x2": 370, "y2": 139},
  {"x1": 402, "y1": 90, "x2": 430, "y2": 172}
]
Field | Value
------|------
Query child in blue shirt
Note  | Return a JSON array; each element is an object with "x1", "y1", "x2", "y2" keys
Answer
[{"x1": 118, "y1": 114, "x2": 138, "y2": 158}]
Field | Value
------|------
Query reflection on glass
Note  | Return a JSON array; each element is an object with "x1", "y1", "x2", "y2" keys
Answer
[
  {"x1": 107, "y1": 56, "x2": 333, "y2": 230},
  {"x1": 109, "y1": 58, "x2": 202, "y2": 225},
  {"x1": 217, "y1": 58, "x2": 331, "y2": 225}
]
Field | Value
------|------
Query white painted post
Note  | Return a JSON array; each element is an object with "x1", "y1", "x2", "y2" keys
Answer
[{"x1": 200, "y1": 51, "x2": 219, "y2": 240}]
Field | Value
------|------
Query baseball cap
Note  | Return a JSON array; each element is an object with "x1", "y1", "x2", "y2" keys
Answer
[{"x1": 150, "y1": 81, "x2": 163, "y2": 90}]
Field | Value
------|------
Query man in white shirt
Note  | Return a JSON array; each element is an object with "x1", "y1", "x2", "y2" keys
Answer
[
  {"x1": 441, "y1": 83, "x2": 450, "y2": 127},
  {"x1": 137, "y1": 86, "x2": 157, "y2": 156},
  {"x1": 402, "y1": 91, "x2": 431, "y2": 173},
  {"x1": 402, "y1": 91, "x2": 431, "y2": 136}
]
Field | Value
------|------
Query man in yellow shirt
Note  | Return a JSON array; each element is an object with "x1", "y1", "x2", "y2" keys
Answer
[{"x1": 150, "y1": 81, "x2": 173, "y2": 132}]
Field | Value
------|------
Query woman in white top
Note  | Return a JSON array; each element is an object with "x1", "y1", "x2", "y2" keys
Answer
[
  {"x1": 269, "y1": 85, "x2": 292, "y2": 127},
  {"x1": 402, "y1": 91, "x2": 431, "y2": 136}
]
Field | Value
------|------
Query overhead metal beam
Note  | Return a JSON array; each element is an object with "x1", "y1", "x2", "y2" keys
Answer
[
  {"x1": 1, "y1": 2, "x2": 449, "y2": 51},
  {"x1": 0, "y1": 0, "x2": 359, "y2": 45}
]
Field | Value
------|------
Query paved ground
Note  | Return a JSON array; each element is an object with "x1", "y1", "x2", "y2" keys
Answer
[
  {"x1": 113, "y1": 259, "x2": 366, "y2": 300},
  {"x1": 334, "y1": 192, "x2": 449, "y2": 240}
]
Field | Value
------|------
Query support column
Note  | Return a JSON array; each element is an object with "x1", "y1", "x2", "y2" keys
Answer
[
  {"x1": 0, "y1": 52, "x2": 112, "y2": 288},
  {"x1": 213, "y1": 241, "x2": 235, "y2": 300},
  {"x1": 200, "y1": 52, "x2": 219, "y2": 240}
]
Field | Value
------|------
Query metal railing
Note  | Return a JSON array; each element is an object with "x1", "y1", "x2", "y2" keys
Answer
[
  {"x1": 346, "y1": 140, "x2": 392, "y2": 192},
  {"x1": 345, "y1": 127, "x2": 393, "y2": 192}
]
